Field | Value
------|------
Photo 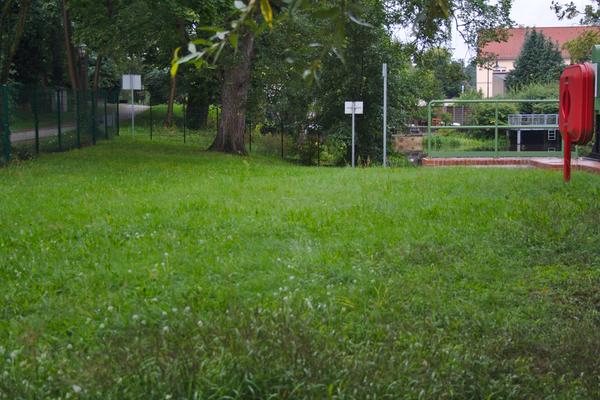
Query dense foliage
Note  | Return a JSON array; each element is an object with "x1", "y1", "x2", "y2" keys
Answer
[{"x1": 562, "y1": 29, "x2": 600, "y2": 63}]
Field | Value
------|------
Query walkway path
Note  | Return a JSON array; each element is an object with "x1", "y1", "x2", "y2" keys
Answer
[
  {"x1": 9, "y1": 104, "x2": 149, "y2": 143},
  {"x1": 422, "y1": 157, "x2": 600, "y2": 174}
]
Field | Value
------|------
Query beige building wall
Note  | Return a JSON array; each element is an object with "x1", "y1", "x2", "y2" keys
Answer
[
  {"x1": 476, "y1": 58, "x2": 571, "y2": 98},
  {"x1": 476, "y1": 60, "x2": 514, "y2": 98}
]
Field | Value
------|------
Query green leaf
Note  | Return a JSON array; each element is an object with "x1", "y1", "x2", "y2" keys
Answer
[
  {"x1": 192, "y1": 38, "x2": 212, "y2": 46},
  {"x1": 229, "y1": 33, "x2": 239, "y2": 50},
  {"x1": 260, "y1": 0, "x2": 273, "y2": 29},
  {"x1": 170, "y1": 48, "x2": 181, "y2": 78},
  {"x1": 197, "y1": 26, "x2": 221, "y2": 32}
]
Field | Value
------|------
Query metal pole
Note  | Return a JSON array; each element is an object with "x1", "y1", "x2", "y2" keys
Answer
[
  {"x1": 427, "y1": 102, "x2": 432, "y2": 154},
  {"x1": 57, "y1": 90, "x2": 62, "y2": 150},
  {"x1": 317, "y1": 131, "x2": 320, "y2": 166},
  {"x1": 383, "y1": 63, "x2": 387, "y2": 167},
  {"x1": 131, "y1": 82, "x2": 134, "y2": 137},
  {"x1": 494, "y1": 101, "x2": 499, "y2": 157},
  {"x1": 104, "y1": 91, "x2": 108, "y2": 139},
  {"x1": 92, "y1": 91, "x2": 97, "y2": 145},
  {"x1": 150, "y1": 102, "x2": 153, "y2": 140},
  {"x1": 2, "y1": 85, "x2": 11, "y2": 161},
  {"x1": 352, "y1": 108, "x2": 355, "y2": 168},
  {"x1": 76, "y1": 90, "x2": 81, "y2": 148},
  {"x1": 116, "y1": 90, "x2": 120, "y2": 136},
  {"x1": 33, "y1": 87, "x2": 40, "y2": 154}
]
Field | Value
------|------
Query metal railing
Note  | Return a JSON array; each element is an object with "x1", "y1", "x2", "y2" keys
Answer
[{"x1": 427, "y1": 99, "x2": 561, "y2": 158}]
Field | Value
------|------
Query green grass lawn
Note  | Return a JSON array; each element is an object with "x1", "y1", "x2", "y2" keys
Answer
[{"x1": 1, "y1": 136, "x2": 599, "y2": 399}]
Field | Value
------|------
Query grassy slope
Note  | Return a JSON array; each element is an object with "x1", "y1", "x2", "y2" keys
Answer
[{"x1": 1, "y1": 137, "x2": 599, "y2": 399}]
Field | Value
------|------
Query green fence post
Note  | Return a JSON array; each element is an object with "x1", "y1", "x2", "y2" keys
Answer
[
  {"x1": 76, "y1": 90, "x2": 81, "y2": 148},
  {"x1": 33, "y1": 87, "x2": 40, "y2": 154},
  {"x1": 150, "y1": 102, "x2": 153, "y2": 140},
  {"x1": 183, "y1": 97, "x2": 187, "y2": 143},
  {"x1": 427, "y1": 101, "x2": 432, "y2": 155},
  {"x1": 494, "y1": 100, "x2": 499, "y2": 158},
  {"x1": 116, "y1": 91, "x2": 120, "y2": 136},
  {"x1": 91, "y1": 91, "x2": 97, "y2": 145},
  {"x1": 317, "y1": 131, "x2": 320, "y2": 166},
  {"x1": 57, "y1": 89, "x2": 62, "y2": 151},
  {"x1": 104, "y1": 91, "x2": 108, "y2": 140},
  {"x1": 1, "y1": 85, "x2": 10, "y2": 161}
]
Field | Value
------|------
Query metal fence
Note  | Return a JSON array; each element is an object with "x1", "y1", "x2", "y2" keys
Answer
[
  {"x1": 426, "y1": 99, "x2": 566, "y2": 158},
  {"x1": 0, "y1": 85, "x2": 120, "y2": 163},
  {"x1": 131, "y1": 91, "x2": 305, "y2": 162}
]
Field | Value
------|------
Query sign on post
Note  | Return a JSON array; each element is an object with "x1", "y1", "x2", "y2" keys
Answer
[
  {"x1": 122, "y1": 74, "x2": 142, "y2": 137},
  {"x1": 345, "y1": 101, "x2": 363, "y2": 168}
]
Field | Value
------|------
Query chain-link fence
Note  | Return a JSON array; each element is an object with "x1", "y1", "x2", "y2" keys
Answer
[{"x1": 0, "y1": 84, "x2": 120, "y2": 163}]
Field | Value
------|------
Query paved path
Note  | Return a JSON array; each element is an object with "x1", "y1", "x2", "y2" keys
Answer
[
  {"x1": 9, "y1": 104, "x2": 149, "y2": 143},
  {"x1": 422, "y1": 157, "x2": 600, "y2": 174}
]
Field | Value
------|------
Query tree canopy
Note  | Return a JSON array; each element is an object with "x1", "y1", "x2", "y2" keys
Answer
[{"x1": 505, "y1": 29, "x2": 565, "y2": 90}]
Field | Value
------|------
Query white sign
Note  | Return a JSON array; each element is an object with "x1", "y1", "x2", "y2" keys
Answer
[
  {"x1": 122, "y1": 74, "x2": 142, "y2": 90},
  {"x1": 344, "y1": 101, "x2": 364, "y2": 115}
]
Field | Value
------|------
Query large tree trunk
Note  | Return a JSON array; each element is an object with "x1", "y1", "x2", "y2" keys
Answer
[
  {"x1": 209, "y1": 31, "x2": 255, "y2": 155},
  {"x1": 0, "y1": 0, "x2": 31, "y2": 84},
  {"x1": 61, "y1": 0, "x2": 79, "y2": 91}
]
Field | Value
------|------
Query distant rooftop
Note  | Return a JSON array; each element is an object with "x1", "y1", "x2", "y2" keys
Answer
[{"x1": 481, "y1": 26, "x2": 600, "y2": 60}]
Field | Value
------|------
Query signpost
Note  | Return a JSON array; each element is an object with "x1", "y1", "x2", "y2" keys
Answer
[
  {"x1": 345, "y1": 101, "x2": 363, "y2": 168},
  {"x1": 122, "y1": 74, "x2": 142, "y2": 137},
  {"x1": 382, "y1": 63, "x2": 388, "y2": 167}
]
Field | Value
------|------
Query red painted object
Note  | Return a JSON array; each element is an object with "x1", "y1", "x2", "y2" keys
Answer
[{"x1": 559, "y1": 63, "x2": 595, "y2": 181}]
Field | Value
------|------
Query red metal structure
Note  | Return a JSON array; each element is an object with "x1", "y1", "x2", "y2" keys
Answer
[{"x1": 559, "y1": 63, "x2": 595, "y2": 181}]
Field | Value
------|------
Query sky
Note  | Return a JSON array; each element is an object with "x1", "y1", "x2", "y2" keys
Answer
[{"x1": 450, "y1": 0, "x2": 594, "y2": 61}]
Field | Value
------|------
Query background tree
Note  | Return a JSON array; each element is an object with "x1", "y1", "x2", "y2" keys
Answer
[
  {"x1": 0, "y1": 0, "x2": 32, "y2": 84},
  {"x1": 415, "y1": 48, "x2": 467, "y2": 98},
  {"x1": 563, "y1": 29, "x2": 600, "y2": 63},
  {"x1": 173, "y1": 0, "x2": 514, "y2": 155},
  {"x1": 505, "y1": 30, "x2": 565, "y2": 90},
  {"x1": 553, "y1": 0, "x2": 600, "y2": 25}
]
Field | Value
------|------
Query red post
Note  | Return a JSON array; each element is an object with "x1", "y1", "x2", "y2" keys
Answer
[{"x1": 564, "y1": 135, "x2": 571, "y2": 182}]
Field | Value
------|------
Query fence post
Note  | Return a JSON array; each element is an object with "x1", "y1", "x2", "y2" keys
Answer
[
  {"x1": 1, "y1": 85, "x2": 10, "y2": 161},
  {"x1": 33, "y1": 87, "x2": 40, "y2": 154},
  {"x1": 116, "y1": 90, "x2": 120, "y2": 136},
  {"x1": 150, "y1": 101, "x2": 153, "y2": 140},
  {"x1": 183, "y1": 97, "x2": 187, "y2": 143},
  {"x1": 248, "y1": 120, "x2": 252, "y2": 152},
  {"x1": 494, "y1": 101, "x2": 499, "y2": 158},
  {"x1": 427, "y1": 101, "x2": 432, "y2": 155},
  {"x1": 76, "y1": 90, "x2": 81, "y2": 148},
  {"x1": 57, "y1": 90, "x2": 62, "y2": 150},
  {"x1": 91, "y1": 91, "x2": 97, "y2": 145},
  {"x1": 104, "y1": 91, "x2": 108, "y2": 139},
  {"x1": 317, "y1": 131, "x2": 320, "y2": 166}
]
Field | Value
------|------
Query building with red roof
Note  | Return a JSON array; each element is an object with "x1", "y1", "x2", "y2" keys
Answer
[{"x1": 476, "y1": 26, "x2": 599, "y2": 97}]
